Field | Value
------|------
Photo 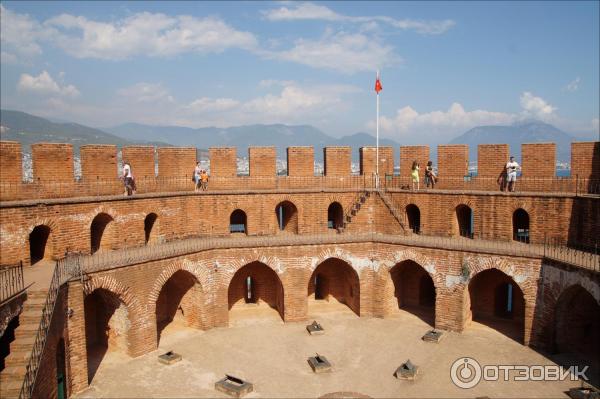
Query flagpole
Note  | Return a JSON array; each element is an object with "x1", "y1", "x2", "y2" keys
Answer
[{"x1": 376, "y1": 70, "x2": 380, "y2": 189}]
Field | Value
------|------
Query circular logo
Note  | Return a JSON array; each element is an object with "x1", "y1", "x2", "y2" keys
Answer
[{"x1": 450, "y1": 357, "x2": 482, "y2": 389}]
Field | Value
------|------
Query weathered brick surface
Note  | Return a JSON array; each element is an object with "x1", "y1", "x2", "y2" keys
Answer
[
  {"x1": 571, "y1": 141, "x2": 600, "y2": 179},
  {"x1": 80, "y1": 145, "x2": 118, "y2": 181},
  {"x1": 249, "y1": 147, "x2": 276, "y2": 177},
  {"x1": 209, "y1": 147, "x2": 237, "y2": 177},
  {"x1": 360, "y1": 146, "x2": 393, "y2": 176},
  {"x1": 521, "y1": 143, "x2": 556, "y2": 178},
  {"x1": 122, "y1": 146, "x2": 155, "y2": 179},
  {"x1": 437, "y1": 145, "x2": 468, "y2": 188},
  {"x1": 32, "y1": 143, "x2": 74, "y2": 182},
  {"x1": 324, "y1": 147, "x2": 351, "y2": 176},
  {"x1": 0, "y1": 141, "x2": 22, "y2": 183},
  {"x1": 157, "y1": 147, "x2": 196, "y2": 179},
  {"x1": 287, "y1": 147, "x2": 314, "y2": 177},
  {"x1": 477, "y1": 144, "x2": 509, "y2": 181},
  {"x1": 400, "y1": 145, "x2": 429, "y2": 180}
]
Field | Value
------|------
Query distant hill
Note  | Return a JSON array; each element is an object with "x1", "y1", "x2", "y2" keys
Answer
[
  {"x1": 0, "y1": 110, "x2": 170, "y2": 151},
  {"x1": 450, "y1": 120, "x2": 576, "y2": 162},
  {"x1": 106, "y1": 123, "x2": 400, "y2": 160}
]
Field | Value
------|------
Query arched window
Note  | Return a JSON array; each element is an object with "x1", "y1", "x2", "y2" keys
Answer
[
  {"x1": 230, "y1": 209, "x2": 247, "y2": 234},
  {"x1": 406, "y1": 204, "x2": 421, "y2": 234},
  {"x1": 455, "y1": 205, "x2": 474, "y2": 238},
  {"x1": 29, "y1": 225, "x2": 51, "y2": 265},
  {"x1": 512, "y1": 209, "x2": 529, "y2": 243},
  {"x1": 90, "y1": 213, "x2": 113, "y2": 254},
  {"x1": 327, "y1": 202, "x2": 343, "y2": 229},
  {"x1": 144, "y1": 213, "x2": 158, "y2": 244},
  {"x1": 275, "y1": 201, "x2": 298, "y2": 233}
]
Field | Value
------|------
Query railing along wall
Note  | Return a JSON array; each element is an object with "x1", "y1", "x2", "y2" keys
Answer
[
  {"x1": 0, "y1": 261, "x2": 24, "y2": 305},
  {"x1": 1, "y1": 175, "x2": 599, "y2": 201}
]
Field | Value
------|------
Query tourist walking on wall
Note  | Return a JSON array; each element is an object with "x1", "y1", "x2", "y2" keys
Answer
[
  {"x1": 200, "y1": 169, "x2": 209, "y2": 191},
  {"x1": 505, "y1": 156, "x2": 520, "y2": 192},
  {"x1": 193, "y1": 162, "x2": 201, "y2": 192},
  {"x1": 411, "y1": 160, "x2": 420, "y2": 190},
  {"x1": 123, "y1": 161, "x2": 135, "y2": 196},
  {"x1": 425, "y1": 160, "x2": 437, "y2": 189}
]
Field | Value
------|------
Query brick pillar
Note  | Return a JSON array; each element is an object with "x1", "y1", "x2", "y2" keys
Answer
[
  {"x1": 80, "y1": 145, "x2": 118, "y2": 180},
  {"x1": 324, "y1": 147, "x2": 351, "y2": 176},
  {"x1": 32, "y1": 143, "x2": 74, "y2": 182},
  {"x1": 282, "y1": 267, "x2": 310, "y2": 322},
  {"x1": 249, "y1": 146, "x2": 276, "y2": 176},
  {"x1": 521, "y1": 143, "x2": 556, "y2": 178},
  {"x1": 209, "y1": 147, "x2": 237, "y2": 177},
  {"x1": 400, "y1": 145, "x2": 429, "y2": 180},
  {"x1": 437, "y1": 145, "x2": 469, "y2": 189},
  {"x1": 0, "y1": 141, "x2": 22, "y2": 182},
  {"x1": 359, "y1": 146, "x2": 393, "y2": 176},
  {"x1": 477, "y1": 144, "x2": 509, "y2": 190},
  {"x1": 571, "y1": 141, "x2": 600, "y2": 179},
  {"x1": 157, "y1": 147, "x2": 197, "y2": 178},
  {"x1": 122, "y1": 146, "x2": 155, "y2": 179},
  {"x1": 287, "y1": 147, "x2": 314, "y2": 176},
  {"x1": 66, "y1": 281, "x2": 89, "y2": 394}
]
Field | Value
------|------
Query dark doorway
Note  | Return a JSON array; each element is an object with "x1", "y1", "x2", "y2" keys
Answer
[
  {"x1": 56, "y1": 338, "x2": 67, "y2": 399},
  {"x1": 314, "y1": 274, "x2": 326, "y2": 300},
  {"x1": 308, "y1": 258, "x2": 360, "y2": 315},
  {"x1": 29, "y1": 225, "x2": 51, "y2": 265},
  {"x1": 389, "y1": 260, "x2": 436, "y2": 325},
  {"x1": 275, "y1": 201, "x2": 298, "y2": 233},
  {"x1": 327, "y1": 202, "x2": 343, "y2": 229},
  {"x1": 455, "y1": 205, "x2": 473, "y2": 238},
  {"x1": 512, "y1": 209, "x2": 530, "y2": 243},
  {"x1": 144, "y1": 213, "x2": 158, "y2": 244},
  {"x1": 230, "y1": 209, "x2": 247, "y2": 234},
  {"x1": 406, "y1": 204, "x2": 421, "y2": 234},
  {"x1": 90, "y1": 213, "x2": 113, "y2": 254}
]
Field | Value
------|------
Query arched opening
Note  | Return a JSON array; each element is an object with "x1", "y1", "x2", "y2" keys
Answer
[
  {"x1": 29, "y1": 225, "x2": 51, "y2": 265},
  {"x1": 84, "y1": 288, "x2": 129, "y2": 384},
  {"x1": 56, "y1": 338, "x2": 67, "y2": 399},
  {"x1": 144, "y1": 213, "x2": 158, "y2": 245},
  {"x1": 308, "y1": 258, "x2": 360, "y2": 316},
  {"x1": 275, "y1": 201, "x2": 298, "y2": 234},
  {"x1": 467, "y1": 269, "x2": 525, "y2": 343},
  {"x1": 228, "y1": 262, "x2": 285, "y2": 323},
  {"x1": 406, "y1": 204, "x2": 421, "y2": 234},
  {"x1": 90, "y1": 213, "x2": 114, "y2": 254},
  {"x1": 553, "y1": 285, "x2": 600, "y2": 385},
  {"x1": 230, "y1": 209, "x2": 247, "y2": 234},
  {"x1": 512, "y1": 208, "x2": 530, "y2": 243},
  {"x1": 0, "y1": 316, "x2": 19, "y2": 372},
  {"x1": 155, "y1": 270, "x2": 205, "y2": 345},
  {"x1": 327, "y1": 202, "x2": 343, "y2": 230},
  {"x1": 455, "y1": 204, "x2": 474, "y2": 238},
  {"x1": 388, "y1": 260, "x2": 436, "y2": 325}
]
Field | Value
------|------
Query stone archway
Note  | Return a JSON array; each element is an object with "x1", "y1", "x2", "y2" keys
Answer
[
  {"x1": 308, "y1": 258, "x2": 360, "y2": 316},
  {"x1": 387, "y1": 260, "x2": 435, "y2": 325}
]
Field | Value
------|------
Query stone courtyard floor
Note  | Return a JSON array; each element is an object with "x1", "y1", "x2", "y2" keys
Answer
[{"x1": 76, "y1": 304, "x2": 587, "y2": 398}]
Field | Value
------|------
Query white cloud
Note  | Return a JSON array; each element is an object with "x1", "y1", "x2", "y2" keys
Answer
[
  {"x1": 17, "y1": 70, "x2": 80, "y2": 97},
  {"x1": 186, "y1": 97, "x2": 240, "y2": 112},
  {"x1": 269, "y1": 30, "x2": 399, "y2": 73},
  {"x1": 519, "y1": 91, "x2": 556, "y2": 118},
  {"x1": 262, "y1": 2, "x2": 455, "y2": 35},
  {"x1": 44, "y1": 12, "x2": 257, "y2": 60},
  {"x1": 117, "y1": 82, "x2": 174, "y2": 103},
  {"x1": 565, "y1": 77, "x2": 581, "y2": 92},
  {"x1": 0, "y1": 4, "x2": 48, "y2": 62}
]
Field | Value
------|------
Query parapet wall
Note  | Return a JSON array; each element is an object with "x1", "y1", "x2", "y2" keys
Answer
[{"x1": 1, "y1": 140, "x2": 598, "y2": 189}]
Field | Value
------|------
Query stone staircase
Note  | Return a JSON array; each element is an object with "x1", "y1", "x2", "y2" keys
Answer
[
  {"x1": 338, "y1": 191, "x2": 371, "y2": 232},
  {"x1": 0, "y1": 289, "x2": 47, "y2": 398},
  {"x1": 376, "y1": 190, "x2": 409, "y2": 233}
]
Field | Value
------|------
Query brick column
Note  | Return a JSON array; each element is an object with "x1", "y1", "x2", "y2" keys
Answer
[
  {"x1": 359, "y1": 146, "x2": 393, "y2": 176},
  {"x1": 287, "y1": 147, "x2": 314, "y2": 176},
  {"x1": 80, "y1": 145, "x2": 118, "y2": 180},
  {"x1": 477, "y1": 144, "x2": 509, "y2": 190},
  {"x1": 122, "y1": 146, "x2": 155, "y2": 179},
  {"x1": 0, "y1": 141, "x2": 22, "y2": 182},
  {"x1": 32, "y1": 143, "x2": 74, "y2": 182},
  {"x1": 249, "y1": 146, "x2": 276, "y2": 176},
  {"x1": 437, "y1": 145, "x2": 469, "y2": 189},
  {"x1": 323, "y1": 147, "x2": 351, "y2": 176},
  {"x1": 66, "y1": 281, "x2": 89, "y2": 394}
]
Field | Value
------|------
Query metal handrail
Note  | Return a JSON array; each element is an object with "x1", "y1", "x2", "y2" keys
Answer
[{"x1": 0, "y1": 261, "x2": 24, "y2": 305}]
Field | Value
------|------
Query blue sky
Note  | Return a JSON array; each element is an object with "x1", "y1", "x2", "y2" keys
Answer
[{"x1": 1, "y1": 1, "x2": 598, "y2": 143}]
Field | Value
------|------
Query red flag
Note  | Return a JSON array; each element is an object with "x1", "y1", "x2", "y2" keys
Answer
[{"x1": 375, "y1": 72, "x2": 382, "y2": 93}]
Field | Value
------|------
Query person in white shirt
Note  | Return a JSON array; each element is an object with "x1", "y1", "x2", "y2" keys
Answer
[
  {"x1": 194, "y1": 162, "x2": 202, "y2": 192},
  {"x1": 505, "y1": 156, "x2": 520, "y2": 192},
  {"x1": 123, "y1": 162, "x2": 134, "y2": 196}
]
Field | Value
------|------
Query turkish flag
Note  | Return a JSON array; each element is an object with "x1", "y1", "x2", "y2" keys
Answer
[{"x1": 375, "y1": 74, "x2": 382, "y2": 93}]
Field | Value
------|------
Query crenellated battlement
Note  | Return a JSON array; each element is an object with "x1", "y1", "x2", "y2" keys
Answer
[{"x1": 0, "y1": 140, "x2": 598, "y2": 200}]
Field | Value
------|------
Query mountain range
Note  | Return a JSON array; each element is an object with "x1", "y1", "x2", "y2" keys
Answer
[{"x1": 1, "y1": 109, "x2": 592, "y2": 163}]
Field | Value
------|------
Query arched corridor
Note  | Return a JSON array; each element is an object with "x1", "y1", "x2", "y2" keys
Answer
[
  {"x1": 308, "y1": 258, "x2": 360, "y2": 316},
  {"x1": 467, "y1": 269, "x2": 524, "y2": 343},
  {"x1": 228, "y1": 262, "x2": 285, "y2": 322},
  {"x1": 84, "y1": 289, "x2": 130, "y2": 383},
  {"x1": 90, "y1": 213, "x2": 114, "y2": 254},
  {"x1": 387, "y1": 260, "x2": 435, "y2": 325},
  {"x1": 230, "y1": 209, "x2": 247, "y2": 234},
  {"x1": 29, "y1": 225, "x2": 52, "y2": 265},
  {"x1": 155, "y1": 270, "x2": 205, "y2": 344},
  {"x1": 275, "y1": 201, "x2": 298, "y2": 234}
]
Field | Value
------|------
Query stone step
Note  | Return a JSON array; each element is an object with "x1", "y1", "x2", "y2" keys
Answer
[
  {"x1": 17, "y1": 309, "x2": 41, "y2": 324},
  {"x1": 8, "y1": 336, "x2": 35, "y2": 352},
  {"x1": 14, "y1": 324, "x2": 39, "y2": 339},
  {"x1": 0, "y1": 365, "x2": 26, "y2": 379},
  {"x1": 0, "y1": 379, "x2": 23, "y2": 398}
]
